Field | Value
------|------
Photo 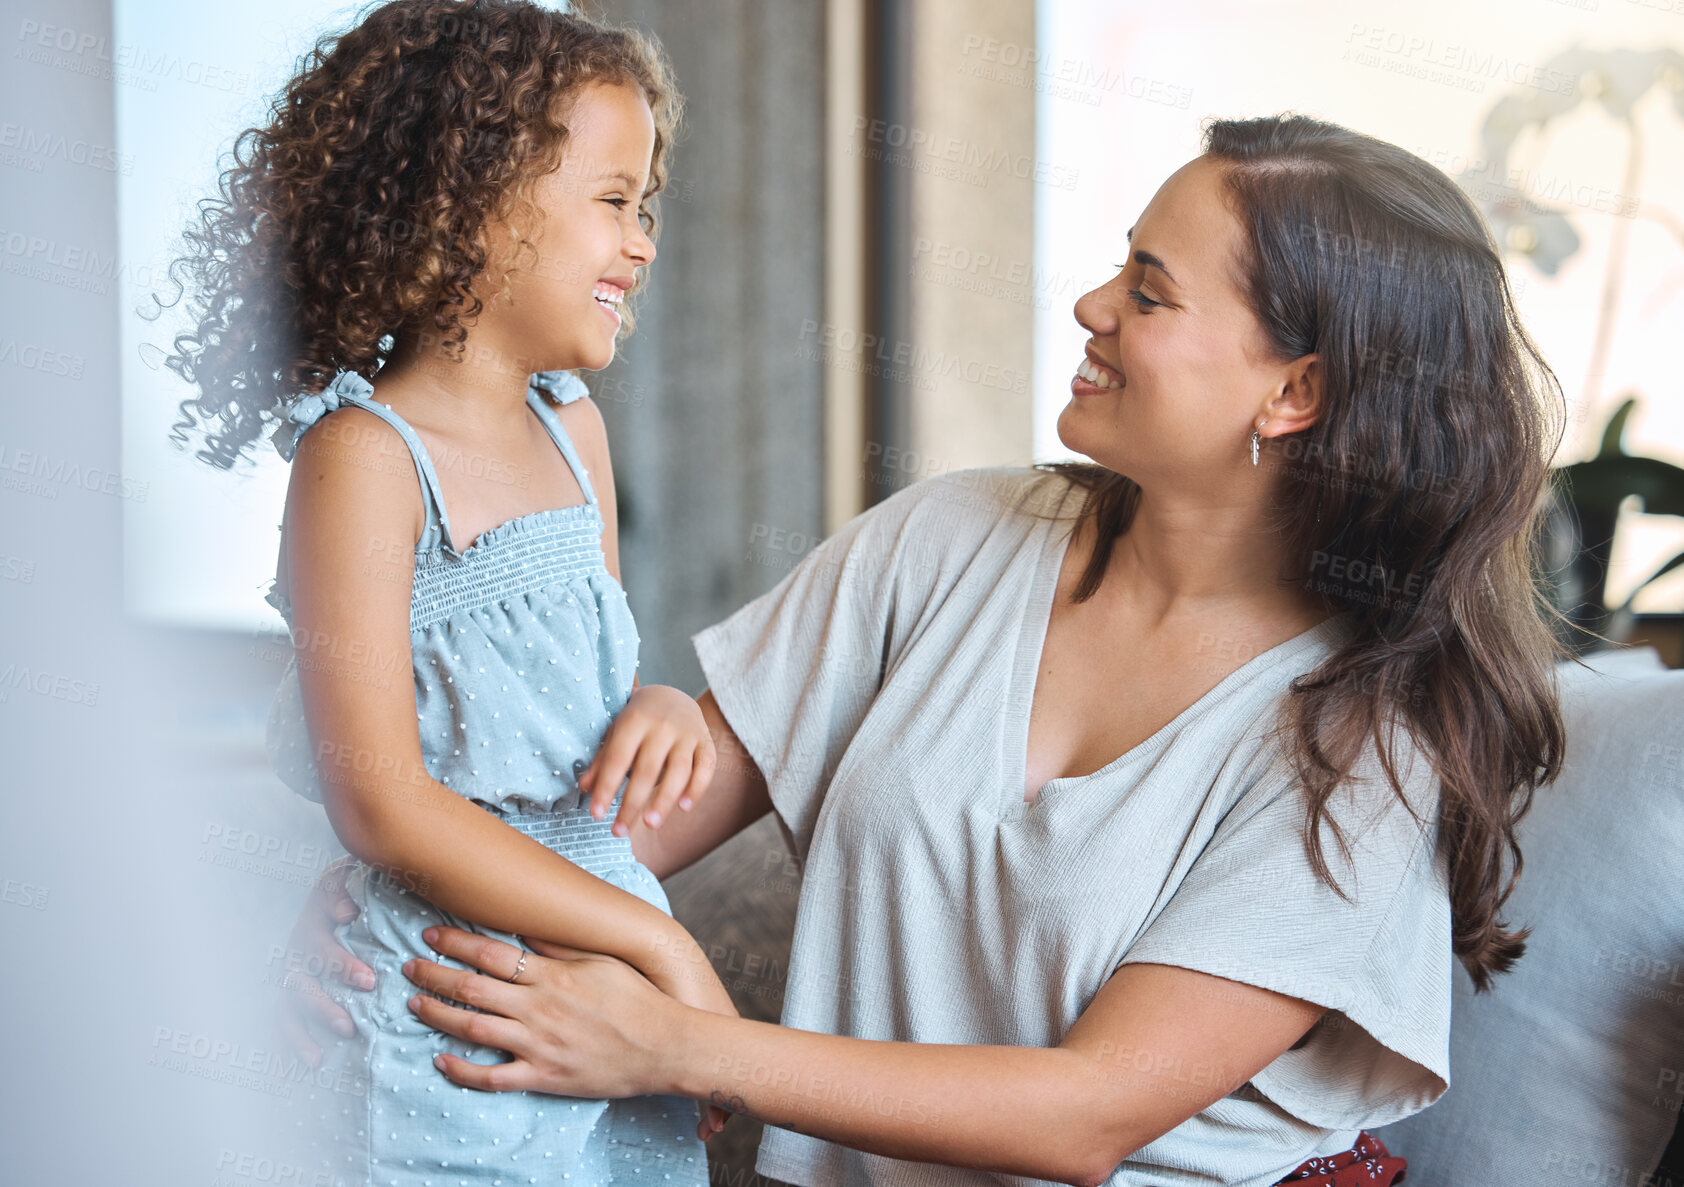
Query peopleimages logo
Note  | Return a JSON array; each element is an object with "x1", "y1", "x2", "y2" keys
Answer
[
  {"x1": 1341, "y1": 24, "x2": 1579, "y2": 96},
  {"x1": 849, "y1": 117, "x2": 1080, "y2": 191},
  {"x1": 0, "y1": 224, "x2": 165, "y2": 297},
  {"x1": 957, "y1": 34, "x2": 1193, "y2": 110},
  {"x1": 797, "y1": 319, "x2": 1031, "y2": 396},
  {"x1": 0, "y1": 442, "x2": 149, "y2": 502},
  {"x1": 0, "y1": 662, "x2": 100, "y2": 707},
  {"x1": 0, "y1": 123, "x2": 133, "y2": 174},
  {"x1": 14, "y1": 19, "x2": 252, "y2": 94}
]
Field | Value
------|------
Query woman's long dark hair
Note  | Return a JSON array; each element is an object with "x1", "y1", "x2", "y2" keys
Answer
[
  {"x1": 160, "y1": 0, "x2": 683, "y2": 470},
  {"x1": 1034, "y1": 114, "x2": 1570, "y2": 991}
]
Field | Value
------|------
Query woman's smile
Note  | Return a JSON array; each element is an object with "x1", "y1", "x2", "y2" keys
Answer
[{"x1": 1072, "y1": 351, "x2": 1124, "y2": 395}]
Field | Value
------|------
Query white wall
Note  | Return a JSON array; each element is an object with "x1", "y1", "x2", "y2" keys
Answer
[
  {"x1": 1034, "y1": 0, "x2": 1684, "y2": 610},
  {"x1": 116, "y1": 0, "x2": 369, "y2": 630}
]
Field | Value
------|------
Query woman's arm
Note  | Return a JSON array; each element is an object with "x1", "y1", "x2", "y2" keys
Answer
[
  {"x1": 402, "y1": 933, "x2": 1326, "y2": 1187},
  {"x1": 560, "y1": 392, "x2": 775, "y2": 876},
  {"x1": 626, "y1": 690, "x2": 773, "y2": 879},
  {"x1": 283, "y1": 409, "x2": 724, "y2": 1004},
  {"x1": 669, "y1": 962, "x2": 1325, "y2": 1185}
]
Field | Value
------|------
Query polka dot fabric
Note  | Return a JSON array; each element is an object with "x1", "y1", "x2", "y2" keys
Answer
[
  {"x1": 265, "y1": 369, "x2": 641, "y2": 817},
  {"x1": 265, "y1": 369, "x2": 708, "y2": 1185}
]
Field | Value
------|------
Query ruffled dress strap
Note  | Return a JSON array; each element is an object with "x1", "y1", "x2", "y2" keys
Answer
[
  {"x1": 528, "y1": 369, "x2": 590, "y2": 406},
  {"x1": 269, "y1": 368, "x2": 457, "y2": 553},
  {"x1": 525, "y1": 370, "x2": 598, "y2": 507}
]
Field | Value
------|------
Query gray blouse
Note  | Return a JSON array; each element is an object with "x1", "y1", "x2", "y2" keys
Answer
[{"x1": 692, "y1": 466, "x2": 1451, "y2": 1186}]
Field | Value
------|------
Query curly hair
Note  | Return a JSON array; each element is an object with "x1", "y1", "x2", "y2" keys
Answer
[
  {"x1": 1029, "y1": 114, "x2": 1570, "y2": 991},
  {"x1": 160, "y1": 0, "x2": 683, "y2": 470}
]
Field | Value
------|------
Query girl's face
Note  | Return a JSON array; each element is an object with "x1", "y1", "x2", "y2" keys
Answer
[
  {"x1": 1060, "y1": 155, "x2": 1309, "y2": 490},
  {"x1": 492, "y1": 79, "x2": 658, "y2": 371}
]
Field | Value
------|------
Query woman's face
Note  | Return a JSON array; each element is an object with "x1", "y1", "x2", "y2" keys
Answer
[
  {"x1": 1060, "y1": 155, "x2": 1306, "y2": 489},
  {"x1": 490, "y1": 79, "x2": 658, "y2": 372}
]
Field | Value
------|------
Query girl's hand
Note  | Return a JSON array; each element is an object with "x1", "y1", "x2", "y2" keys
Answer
[
  {"x1": 274, "y1": 856, "x2": 376, "y2": 1066},
  {"x1": 578, "y1": 685, "x2": 717, "y2": 838}
]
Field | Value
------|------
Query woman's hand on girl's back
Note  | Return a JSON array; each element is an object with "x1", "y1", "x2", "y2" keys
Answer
[
  {"x1": 274, "y1": 855, "x2": 374, "y2": 1066},
  {"x1": 578, "y1": 685, "x2": 718, "y2": 838},
  {"x1": 523, "y1": 934, "x2": 738, "y2": 1141},
  {"x1": 604, "y1": 927, "x2": 739, "y2": 1140}
]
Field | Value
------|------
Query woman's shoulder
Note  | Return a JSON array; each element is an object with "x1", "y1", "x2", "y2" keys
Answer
[
  {"x1": 864, "y1": 464, "x2": 1075, "y2": 533},
  {"x1": 916, "y1": 463, "x2": 1076, "y2": 512},
  {"x1": 820, "y1": 465, "x2": 1069, "y2": 577},
  {"x1": 1234, "y1": 706, "x2": 1443, "y2": 875}
]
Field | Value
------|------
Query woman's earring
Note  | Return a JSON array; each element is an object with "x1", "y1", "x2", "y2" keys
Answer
[{"x1": 1250, "y1": 421, "x2": 1265, "y2": 467}]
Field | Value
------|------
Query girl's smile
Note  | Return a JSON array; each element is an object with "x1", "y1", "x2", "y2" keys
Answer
[{"x1": 594, "y1": 278, "x2": 631, "y2": 327}]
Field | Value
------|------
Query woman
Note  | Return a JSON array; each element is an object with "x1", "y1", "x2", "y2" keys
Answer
[{"x1": 282, "y1": 114, "x2": 1568, "y2": 1185}]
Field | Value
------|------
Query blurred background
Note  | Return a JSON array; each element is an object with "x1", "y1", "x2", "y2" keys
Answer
[{"x1": 1, "y1": 0, "x2": 1680, "y2": 1183}]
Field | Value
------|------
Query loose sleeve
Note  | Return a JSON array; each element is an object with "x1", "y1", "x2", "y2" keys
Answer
[
  {"x1": 1119, "y1": 726, "x2": 1453, "y2": 1130},
  {"x1": 691, "y1": 482, "x2": 934, "y2": 867}
]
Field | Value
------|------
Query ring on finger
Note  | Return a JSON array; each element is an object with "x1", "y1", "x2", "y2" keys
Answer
[{"x1": 507, "y1": 950, "x2": 529, "y2": 985}]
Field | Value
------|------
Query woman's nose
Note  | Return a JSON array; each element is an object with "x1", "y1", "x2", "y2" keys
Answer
[{"x1": 1073, "y1": 285, "x2": 1117, "y2": 337}]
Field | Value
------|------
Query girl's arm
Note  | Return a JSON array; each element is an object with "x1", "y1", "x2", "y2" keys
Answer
[
  {"x1": 274, "y1": 688, "x2": 771, "y2": 1066},
  {"x1": 284, "y1": 408, "x2": 726, "y2": 1008},
  {"x1": 404, "y1": 932, "x2": 1327, "y2": 1187}
]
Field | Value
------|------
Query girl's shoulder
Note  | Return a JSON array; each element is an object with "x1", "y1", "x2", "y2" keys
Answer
[
  {"x1": 271, "y1": 369, "x2": 434, "y2": 476},
  {"x1": 542, "y1": 378, "x2": 611, "y2": 495},
  {"x1": 275, "y1": 373, "x2": 429, "y2": 535},
  {"x1": 286, "y1": 399, "x2": 420, "y2": 493}
]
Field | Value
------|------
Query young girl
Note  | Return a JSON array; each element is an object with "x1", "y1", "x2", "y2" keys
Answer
[{"x1": 164, "y1": 2, "x2": 732, "y2": 1182}]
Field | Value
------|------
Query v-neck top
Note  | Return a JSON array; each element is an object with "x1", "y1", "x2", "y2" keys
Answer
[
  {"x1": 1008, "y1": 506, "x2": 1320, "y2": 819},
  {"x1": 691, "y1": 466, "x2": 1452, "y2": 1187}
]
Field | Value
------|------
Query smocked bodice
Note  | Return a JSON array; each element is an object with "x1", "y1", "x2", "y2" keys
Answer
[{"x1": 262, "y1": 369, "x2": 640, "y2": 813}]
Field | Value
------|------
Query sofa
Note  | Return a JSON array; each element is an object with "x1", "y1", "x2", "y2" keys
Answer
[
  {"x1": 1374, "y1": 646, "x2": 1684, "y2": 1184},
  {"x1": 664, "y1": 646, "x2": 1684, "y2": 1186}
]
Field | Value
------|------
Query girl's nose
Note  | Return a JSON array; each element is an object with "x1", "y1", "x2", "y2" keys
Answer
[{"x1": 626, "y1": 219, "x2": 656, "y2": 267}]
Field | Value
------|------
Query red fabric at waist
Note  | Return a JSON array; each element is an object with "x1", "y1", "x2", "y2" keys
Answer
[{"x1": 1274, "y1": 1130, "x2": 1406, "y2": 1185}]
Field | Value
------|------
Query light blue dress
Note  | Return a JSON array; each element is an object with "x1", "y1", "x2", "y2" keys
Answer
[{"x1": 263, "y1": 368, "x2": 708, "y2": 1186}]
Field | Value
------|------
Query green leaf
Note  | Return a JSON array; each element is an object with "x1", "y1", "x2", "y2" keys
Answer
[
  {"x1": 1556, "y1": 455, "x2": 1684, "y2": 518},
  {"x1": 1596, "y1": 396, "x2": 1637, "y2": 459}
]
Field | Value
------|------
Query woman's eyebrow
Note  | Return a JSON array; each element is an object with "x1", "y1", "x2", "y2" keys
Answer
[{"x1": 1125, "y1": 224, "x2": 1179, "y2": 286}]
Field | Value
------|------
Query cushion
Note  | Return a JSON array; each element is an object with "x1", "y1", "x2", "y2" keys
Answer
[{"x1": 1374, "y1": 645, "x2": 1684, "y2": 1183}]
